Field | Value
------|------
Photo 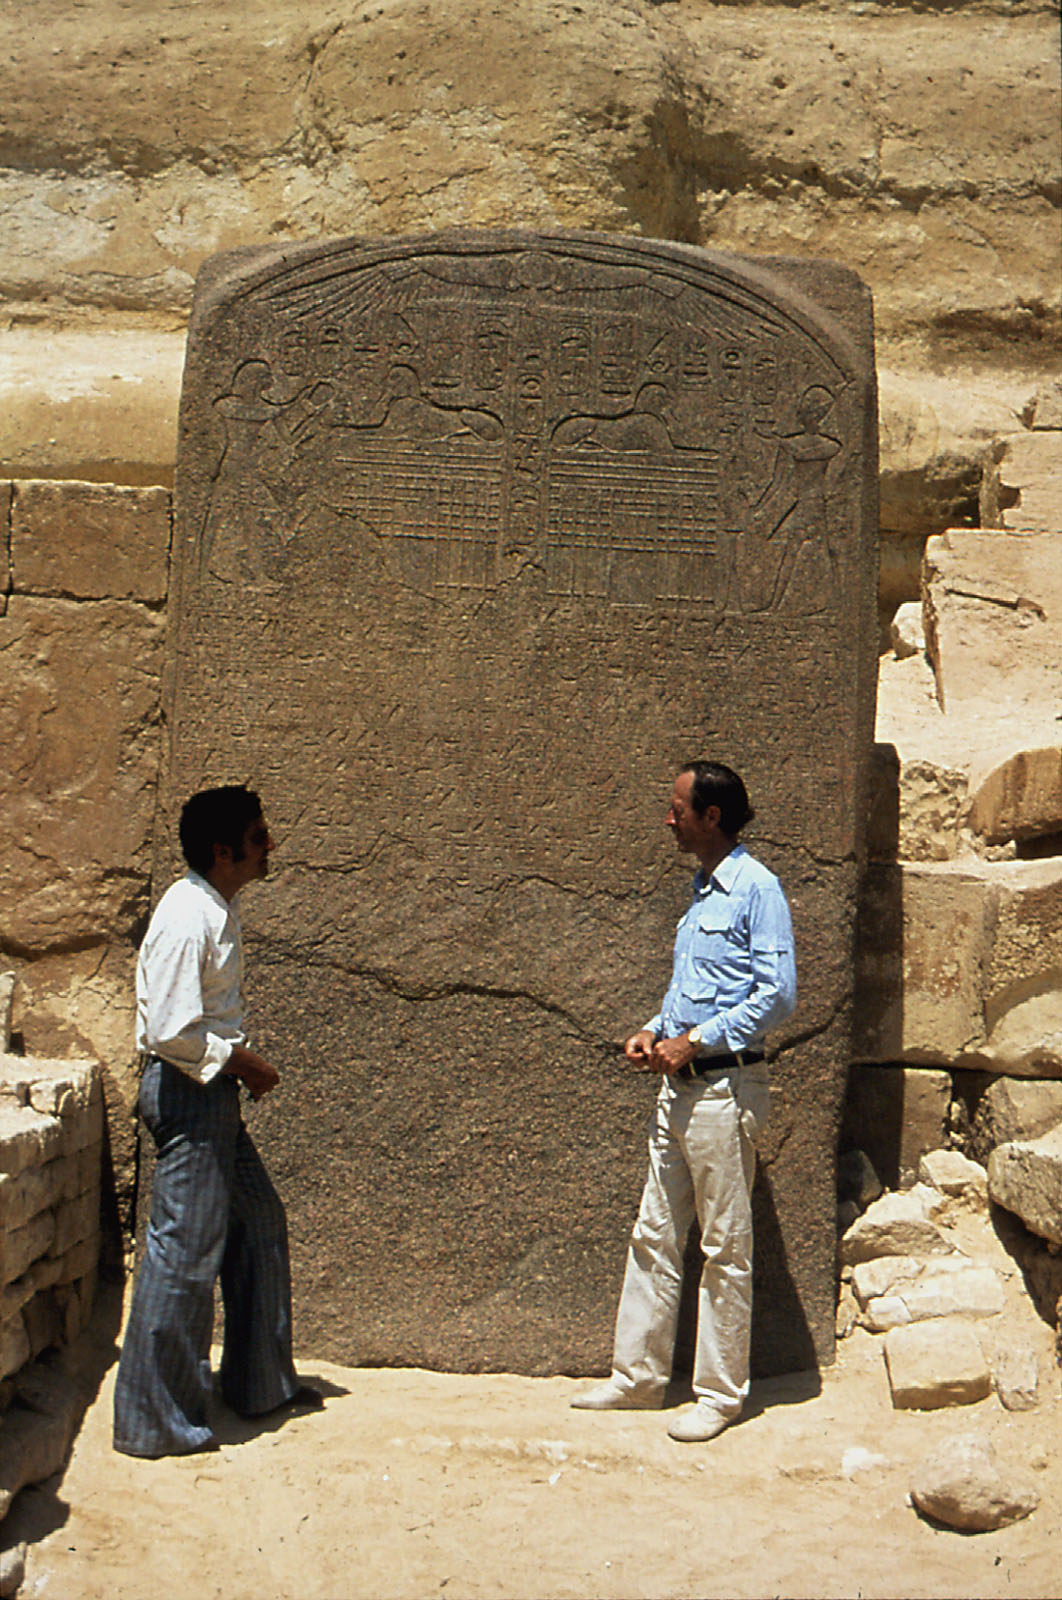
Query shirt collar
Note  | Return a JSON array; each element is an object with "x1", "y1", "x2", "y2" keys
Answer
[
  {"x1": 187, "y1": 869, "x2": 239, "y2": 922},
  {"x1": 693, "y1": 842, "x2": 748, "y2": 896}
]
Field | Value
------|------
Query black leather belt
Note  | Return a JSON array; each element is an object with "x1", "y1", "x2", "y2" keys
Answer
[{"x1": 676, "y1": 1050, "x2": 765, "y2": 1082}]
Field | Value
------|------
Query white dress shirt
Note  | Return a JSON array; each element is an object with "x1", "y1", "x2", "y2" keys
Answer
[{"x1": 136, "y1": 871, "x2": 248, "y2": 1083}]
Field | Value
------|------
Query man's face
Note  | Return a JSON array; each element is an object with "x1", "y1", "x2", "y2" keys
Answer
[
  {"x1": 665, "y1": 771, "x2": 718, "y2": 856},
  {"x1": 230, "y1": 815, "x2": 273, "y2": 888}
]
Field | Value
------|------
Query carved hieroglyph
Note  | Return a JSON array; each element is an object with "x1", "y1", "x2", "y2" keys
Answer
[{"x1": 165, "y1": 231, "x2": 878, "y2": 1376}]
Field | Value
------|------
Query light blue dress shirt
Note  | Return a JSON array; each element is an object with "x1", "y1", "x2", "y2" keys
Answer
[{"x1": 646, "y1": 844, "x2": 797, "y2": 1055}]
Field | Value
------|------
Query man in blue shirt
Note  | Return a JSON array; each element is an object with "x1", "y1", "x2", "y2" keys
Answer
[{"x1": 572, "y1": 761, "x2": 797, "y2": 1442}]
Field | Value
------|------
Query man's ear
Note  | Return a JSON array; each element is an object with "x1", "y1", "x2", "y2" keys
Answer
[{"x1": 212, "y1": 839, "x2": 233, "y2": 868}]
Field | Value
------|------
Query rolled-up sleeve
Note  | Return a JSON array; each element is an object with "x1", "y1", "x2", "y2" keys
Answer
[
  {"x1": 709, "y1": 880, "x2": 797, "y2": 1053},
  {"x1": 135, "y1": 877, "x2": 246, "y2": 1083}
]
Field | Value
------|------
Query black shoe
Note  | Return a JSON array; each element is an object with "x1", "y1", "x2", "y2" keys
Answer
[{"x1": 233, "y1": 1382, "x2": 325, "y2": 1420}]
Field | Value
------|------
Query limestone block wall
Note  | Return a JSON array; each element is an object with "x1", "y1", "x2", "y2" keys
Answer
[
  {"x1": 0, "y1": 480, "x2": 170, "y2": 1238},
  {"x1": 0, "y1": 1051, "x2": 103, "y2": 1386}
]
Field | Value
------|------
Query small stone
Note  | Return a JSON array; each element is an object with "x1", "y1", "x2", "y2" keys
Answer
[
  {"x1": 838, "y1": 1147, "x2": 883, "y2": 1208},
  {"x1": 851, "y1": 1254, "x2": 924, "y2": 1306},
  {"x1": 835, "y1": 1284, "x2": 860, "y2": 1338},
  {"x1": 890, "y1": 601, "x2": 925, "y2": 659},
  {"x1": 0, "y1": 974, "x2": 13, "y2": 1055},
  {"x1": 0, "y1": 1542, "x2": 26, "y2": 1599},
  {"x1": 919, "y1": 1148, "x2": 988, "y2": 1199},
  {"x1": 989, "y1": 1344, "x2": 1040, "y2": 1412},
  {"x1": 863, "y1": 1294, "x2": 911, "y2": 1332},
  {"x1": 1031, "y1": 379, "x2": 1062, "y2": 430},
  {"x1": 884, "y1": 1320, "x2": 992, "y2": 1409},
  {"x1": 910, "y1": 1434, "x2": 1039, "y2": 1531},
  {"x1": 839, "y1": 1185, "x2": 952, "y2": 1266}
]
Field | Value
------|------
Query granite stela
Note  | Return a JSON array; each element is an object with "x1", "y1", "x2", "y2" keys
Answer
[{"x1": 164, "y1": 230, "x2": 879, "y2": 1376}]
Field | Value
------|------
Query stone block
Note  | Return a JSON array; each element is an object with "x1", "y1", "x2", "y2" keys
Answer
[
  {"x1": 0, "y1": 1162, "x2": 61, "y2": 1233},
  {"x1": 26, "y1": 1062, "x2": 97, "y2": 1113},
  {"x1": 979, "y1": 861, "x2": 1062, "y2": 1077},
  {"x1": 919, "y1": 1148, "x2": 988, "y2": 1199},
  {"x1": 53, "y1": 1189, "x2": 99, "y2": 1255},
  {"x1": 889, "y1": 1265, "x2": 1004, "y2": 1323},
  {"x1": 0, "y1": 1257, "x2": 60, "y2": 1324},
  {"x1": 890, "y1": 601, "x2": 924, "y2": 660},
  {"x1": 856, "y1": 862, "x2": 990, "y2": 1064},
  {"x1": 967, "y1": 747, "x2": 1062, "y2": 846},
  {"x1": 11, "y1": 946, "x2": 139, "y2": 1238},
  {"x1": 0, "y1": 1368, "x2": 83, "y2": 1519},
  {"x1": 973, "y1": 1076, "x2": 1062, "y2": 1156},
  {"x1": 839, "y1": 1185, "x2": 953, "y2": 1266},
  {"x1": 0, "y1": 1102, "x2": 62, "y2": 1178},
  {"x1": 857, "y1": 858, "x2": 1062, "y2": 1077},
  {"x1": 0, "y1": 593, "x2": 163, "y2": 950},
  {"x1": 898, "y1": 760, "x2": 969, "y2": 864},
  {"x1": 164, "y1": 230, "x2": 879, "y2": 1378},
  {"x1": 22, "y1": 1288, "x2": 62, "y2": 1359},
  {"x1": 988, "y1": 1128, "x2": 1062, "y2": 1245},
  {"x1": 11, "y1": 479, "x2": 170, "y2": 603},
  {"x1": 3, "y1": 1210, "x2": 55, "y2": 1287},
  {"x1": 884, "y1": 1320, "x2": 992, "y2": 1409},
  {"x1": 842, "y1": 1066, "x2": 952, "y2": 1190},
  {"x1": 922, "y1": 529, "x2": 1062, "y2": 805},
  {"x1": 53, "y1": 1235, "x2": 98, "y2": 1287},
  {"x1": 980, "y1": 433, "x2": 1062, "y2": 531}
]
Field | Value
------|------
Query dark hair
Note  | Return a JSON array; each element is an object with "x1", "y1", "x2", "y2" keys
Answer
[
  {"x1": 179, "y1": 786, "x2": 263, "y2": 876},
  {"x1": 680, "y1": 761, "x2": 755, "y2": 837}
]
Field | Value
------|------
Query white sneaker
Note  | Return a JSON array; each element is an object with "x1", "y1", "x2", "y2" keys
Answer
[
  {"x1": 666, "y1": 1402, "x2": 732, "y2": 1442},
  {"x1": 570, "y1": 1382, "x2": 661, "y2": 1411}
]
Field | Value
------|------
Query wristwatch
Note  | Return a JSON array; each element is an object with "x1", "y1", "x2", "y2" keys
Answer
[{"x1": 688, "y1": 1024, "x2": 705, "y2": 1053}]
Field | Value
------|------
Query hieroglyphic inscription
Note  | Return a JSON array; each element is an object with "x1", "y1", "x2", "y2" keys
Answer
[
  {"x1": 546, "y1": 461, "x2": 719, "y2": 604},
  {"x1": 180, "y1": 233, "x2": 861, "y2": 618},
  {"x1": 333, "y1": 446, "x2": 501, "y2": 591}
]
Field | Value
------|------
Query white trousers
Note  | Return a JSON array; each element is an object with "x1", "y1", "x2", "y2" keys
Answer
[{"x1": 610, "y1": 1063, "x2": 770, "y2": 1416}]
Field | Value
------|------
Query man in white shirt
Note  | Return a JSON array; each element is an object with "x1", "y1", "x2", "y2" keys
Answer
[{"x1": 113, "y1": 786, "x2": 321, "y2": 1457}]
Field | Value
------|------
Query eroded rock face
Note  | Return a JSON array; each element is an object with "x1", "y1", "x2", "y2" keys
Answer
[
  {"x1": 0, "y1": 595, "x2": 163, "y2": 949},
  {"x1": 0, "y1": 0, "x2": 1057, "y2": 555},
  {"x1": 0, "y1": 481, "x2": 168, "y2": 1240}
]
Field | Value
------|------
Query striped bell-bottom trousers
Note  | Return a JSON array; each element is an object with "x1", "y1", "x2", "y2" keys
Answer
[{"x1": 113, "y1": 1057, "x2": 298, "y2": 1457}]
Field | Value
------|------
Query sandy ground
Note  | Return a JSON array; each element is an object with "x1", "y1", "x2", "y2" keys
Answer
[{"x1": 5, "y1": 1242, "x2": 1061, "y2": 1600}]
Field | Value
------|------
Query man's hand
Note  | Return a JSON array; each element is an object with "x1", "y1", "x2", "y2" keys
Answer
[
  {"x1": 624, "y1": 1029, "x2": 659, "y2": 1067},
  {"x1": 648, "y1": 1033, "x2": 698, "y2": 1075},
  {"x1": 224, "y1": 1044, "x2": 280, "y2": 1100}
]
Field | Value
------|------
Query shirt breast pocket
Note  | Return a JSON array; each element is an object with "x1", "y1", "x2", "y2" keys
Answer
[{"x1": 690, "y1": 903, "x2": 740, "y2": 979}]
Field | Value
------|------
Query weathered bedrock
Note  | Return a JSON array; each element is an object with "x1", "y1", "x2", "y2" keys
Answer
[{"x1": 0, "y1": 0, "x2": 1057, "y2": 606}]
